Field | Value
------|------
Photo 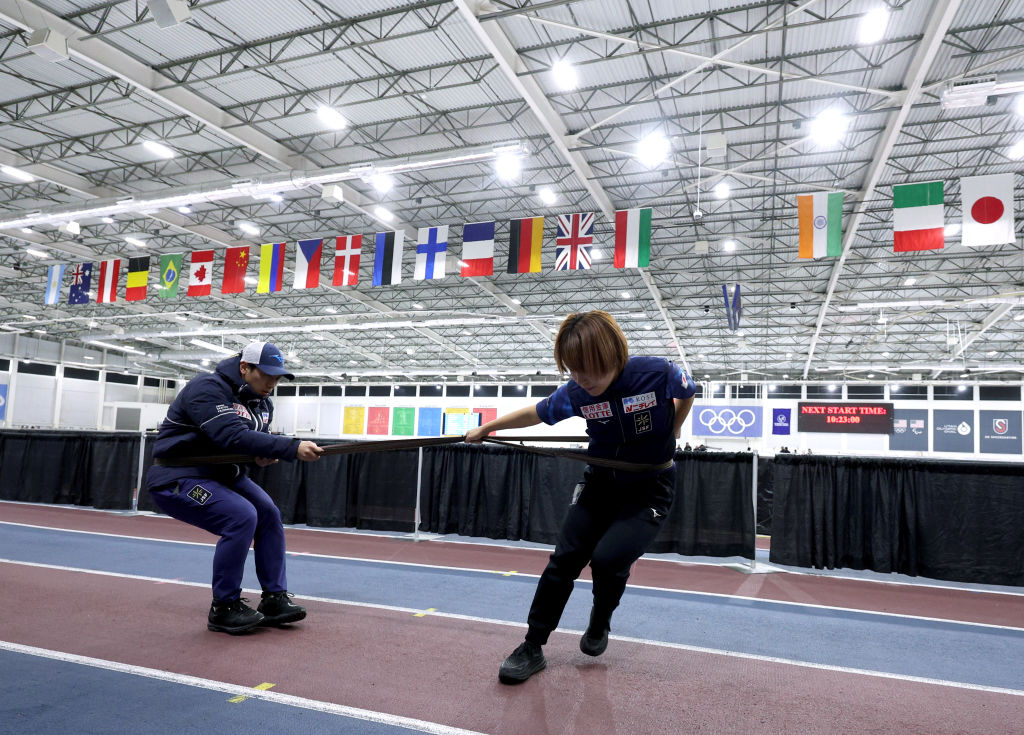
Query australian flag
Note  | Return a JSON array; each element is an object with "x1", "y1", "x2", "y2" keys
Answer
[{"x1": 68, "y1": 262, "x2": 93, "y2": 305}]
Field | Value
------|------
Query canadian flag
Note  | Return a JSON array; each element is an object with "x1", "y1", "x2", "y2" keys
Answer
[
  {"x1": 961, "y1": 174, "x2": 1014, "y2": 246},
  {"x1": 188, "y1": 249, "x2": 214, "y2": 297}
]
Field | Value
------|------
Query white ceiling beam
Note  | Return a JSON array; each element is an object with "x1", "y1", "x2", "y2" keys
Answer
[
  {"x1": 954, "y1": 303, "x2": 1014, "y2": 358},
  {"x1": 802, "y1": 0, "x2": 963, "y2": 379}
]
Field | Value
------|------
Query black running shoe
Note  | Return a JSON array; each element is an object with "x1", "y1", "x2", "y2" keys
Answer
[
  {"x1": 257, "y1": 591, "x2": 306, "y2": 626},
  {"x1": 580, "y1": 608, "x2": 611, "y2": 656},
  {"x1": 208, "y1": 598, "x2": 264, "y2": 634},
  {"x1": 498, "y1": 641, "x2": 546, "y2": 684}
]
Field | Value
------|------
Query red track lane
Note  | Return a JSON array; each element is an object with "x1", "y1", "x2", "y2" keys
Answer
[
  {"x1": 3, "y1": 503, "x2": 1024, "y2": 630},
  {"x1": 2, "y1": 562, "x2": 1022, "y2": 735}
]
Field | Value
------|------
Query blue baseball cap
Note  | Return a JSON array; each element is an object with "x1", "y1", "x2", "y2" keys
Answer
[{"x1": 240, "y1": 341, "x2": 294, "y2": 379}]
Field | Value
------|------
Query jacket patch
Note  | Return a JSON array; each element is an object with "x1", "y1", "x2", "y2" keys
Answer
[
  {"x1": 261, "y1": 411, "x2": 270, "y2": 422},
  {"x1": 634, "y1": 411, "x2": 652, "y2": 434},
  {"x1": 581, "y1": 402, "x2": 612, "y2": 419},
  {"x1": 187, "y1": 485, "x2": 212, "y2": 504},
  {"x1": 623, "y1": 392, "x2": 657, "y2": 413},
  {"x1": 232, "y1": 403, "x2": 253, "y2": 420}
]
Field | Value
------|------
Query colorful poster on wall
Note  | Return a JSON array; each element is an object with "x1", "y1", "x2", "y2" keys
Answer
[
  {"x1": 979, "y1": 410, "x2": 1022, "y2": 454},
  {"x1": 933, "y1": 409, "x2": 974, "y2": 452},
  {"x1": 367, "y1": 406, "x2": 389, "y2": 435},
  {"x1": 772, "y1": 408, "x2": 791, "y2": 435},
  {"x1": 342, "y1": 406, "x2": 365, "y2": 434},
  {"x1": 417, "y1": 407, "x2": 442, "y2": 436},
  {"x1": 443, "y1": 409, "x2": 481, "y2": 435},
  {"x1": 889, "y1": 409, "x2": 928, "y2": 451},
  {"x1": 0, "y1": 384, "x2": 6, "y2": 421},
  {"x1": 693, "y1": 405, "x2": 762, "y2": 438},
  {"x1": 473, "y1": 407, "x2": 497, "y2": 436},
  {"x1": 392, "y1": 407, "x2": 415, "y2": 436}
]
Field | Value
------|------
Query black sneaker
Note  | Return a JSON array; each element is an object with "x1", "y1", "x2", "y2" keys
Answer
[
  {"x1": 498, "y1": 641, "x2": 546, "y2": 684},
  {"x1": 580, "y1": 610, "x2": 610, "y2": 656},
  {"x1": 208, "y1": 598, "x2": 264, "y2": 634},
  {"x1": 257, "y1": 591, "x2": 306, "y2": 626}
]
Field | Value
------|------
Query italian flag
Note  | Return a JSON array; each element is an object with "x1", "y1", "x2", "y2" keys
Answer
[
  {"x1": 614, "y1": 208, "x2": 651, "y2": 268},
  {"x1": 893, "y1": 181, "x2": 944, "y2": 252},
  {"x1": 797, "y1": 192, "x2": 843, "y2": 258}
]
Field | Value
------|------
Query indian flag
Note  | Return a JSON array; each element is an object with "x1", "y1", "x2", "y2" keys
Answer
[
  {"x1": 797, "y1": 192, "x2": 843, "y2": 258},
  {"x1": 893, "y1": 181, "x2": 944, "y2": 252},
  {"x1": 614, "y1": 208, "x2": 651, "y2": 268}
]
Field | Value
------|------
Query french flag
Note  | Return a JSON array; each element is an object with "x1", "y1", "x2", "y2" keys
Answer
[
  {"x1": 293, "y1": 238, "x2": 323, "y2": 289},
  {"x1": 460, "y1": 221, "x2": 494, "y2": 277}
]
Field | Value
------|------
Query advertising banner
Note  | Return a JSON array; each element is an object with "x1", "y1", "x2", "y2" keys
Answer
[
  {"x1": 979, "y1": 410, "x2": 1022, "y2": 455},
  {"x1": 772, "y1": 408, "x2": 791, "y2": 435},
  {"x1": 889, "y1": 409, "x2": 928, "y2": 451},
  {"x1": 693, "y1": 405, "x2": 762, "y2": 438},
  {"x1": 933, "y1": 409, "x2": 974, "y2": 453}
]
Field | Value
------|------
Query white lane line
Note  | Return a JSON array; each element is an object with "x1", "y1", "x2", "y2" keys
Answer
[
  {"x1": 3, "y1": 522, "x2": 1023, "y2": 634},
  {"x1": 0, "y1": 640, "x2": 486, "y2": 735},
  {"x1": 2, "y1": 558, "x2": 1023, "y2": 698}
]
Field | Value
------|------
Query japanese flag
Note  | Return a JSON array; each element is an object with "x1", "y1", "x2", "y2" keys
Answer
[{"x1": 961, "y1": 174, "x2": 1014, "y2": 246}]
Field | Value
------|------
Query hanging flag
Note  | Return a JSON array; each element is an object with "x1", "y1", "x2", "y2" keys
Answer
[
  {"x1": 221, "y1": 246, "x2": 249, "y2": 294},
  {"x1": 415, "y1": 225, "x2": 449, "y2": 280},
  {"x1": 68, "y1": 262, "x2": 92, "y2": 305},
  {"x1": 188, "y1": 250, "x2": 214, "y2": 297},
  {"x1": 961, "y1": 173, "x2": 1015, "y2": 246},
  {"x1": 893, "y1": 181, "x2": 944, "y2": 252},
  {"x1": 372, "y1": 231, "x2": 404, "y2": 286},
  {"x1": 294, "y1": 238, "x2": 323, "y2": 289},
  {"x1": 45, "y1": 264, "x2": 65, "y2": 305},
  {"x1": 125, "y1": 256, "x2": 150, "y2": 301},
  {"x1": 555, "y1": 212, "x2": 594, "y2": 270},
  {"x1": 159, "y1": 253, "x2": 183, "y2": 299},
  {"x1": 797, "y1": 192, "x2": 843, "y2": 258},
  {"x1": 257, "y1": 242, "x2": 286, "y2": 293},
  {"x1": 614, "y1": 208, "x2": 652, "y2": 268},
  {"x1": 97, "y1": 259, "x2": 120, "y2": 303},
  {"x1": 507, "y1": 216, "x2": 543, "y2": 274},
  {"x1": 722, "y1": 284, "x2": 742, "y2": 331},
  {"x1": 461, "y1": 221, "x2": 494, "y2": 276},
  {"x1": 333, "y1": 235, "x2": 361, "y2": 286}
]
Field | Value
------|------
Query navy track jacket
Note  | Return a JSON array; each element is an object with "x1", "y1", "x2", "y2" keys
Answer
[
  {"x1": 536, "y1": 356, "x2": 696, "y2": 473},
  {"x1": 147, "y1": 355, "x2": 299, "y2": 486}
]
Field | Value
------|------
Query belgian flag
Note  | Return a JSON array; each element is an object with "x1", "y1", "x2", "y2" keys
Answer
[{"x1": 125, "y1": 256, "x2": 150, "y2": 301}]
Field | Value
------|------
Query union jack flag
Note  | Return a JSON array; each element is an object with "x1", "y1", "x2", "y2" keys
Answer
[{"x1": 555, "y1": 212, "x2": 594, "y2": 270}]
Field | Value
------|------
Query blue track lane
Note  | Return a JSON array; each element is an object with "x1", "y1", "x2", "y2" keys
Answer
[
  {"x1": 0, "y1": 649, "x2": 434, "y2": 735},
  {"x1": 3, "y1": 523, "x2": 1023, "y2": 692}
]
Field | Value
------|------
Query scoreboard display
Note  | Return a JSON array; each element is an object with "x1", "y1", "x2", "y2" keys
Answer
[{"x1": 797, "y1": 402, "x2": 894, "y2": 434}]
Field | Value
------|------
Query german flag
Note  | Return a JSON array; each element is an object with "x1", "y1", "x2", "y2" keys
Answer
[
  {"x1": 125, "y1": 256, "x2": 150, "y2": 301},
  {"x1": 507, "y1": 216, "x2": 543, "y2": 274}
]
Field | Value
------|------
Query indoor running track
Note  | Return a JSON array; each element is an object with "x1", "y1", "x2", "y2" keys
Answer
[{"x1": 2, "y1": 502, "x2": 1023, "y2": 734}]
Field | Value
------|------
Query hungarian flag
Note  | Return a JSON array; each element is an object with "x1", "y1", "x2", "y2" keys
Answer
[
  {"x1": 294, "y1": 238, "x2": 323, "y2": 289},
  {"x1": 961, "y1": 173, "x2": 1014, "y2": 246},
  {"x1": 797, "y1": 192, "x2": 843, "y2": 258},
  {"x1": 45, "y1": 264, "x2": 65, "y2": 305},
  {"x1": 372, "y1": 231, "x2": 404, "y2": 286},
  {"x1": 68, "y1": 263, "x2": 92, "y2": 305},
  {"x1": 415, "y1": 225, "x2": 448, "y2": 280},
  {"x1": 461, "y1": 221, "x2": 494, "y2": 277},
  {"x1": 125, "y1": 256, "x2": 150, "y2": 301},
  {"x1": 555, "y1": 212, "x2": 594, "y2": 270},
  {"x1": 97, "y1": 258, "x2": 120, "y2": 303},
  {"x1": 507, "y1": 217, "x2": 543, "y2": 274},
  {"x1": 614, "y1": 208, "x2": 652, "y2": 268},
  {"x1": 188, "y1": 250, "x2": 214, "y2": 297},
  {"x1": 221, "y1": 246, "x2": 249, "y2": 294},
  {"x1": 333, "y1": 235, "x2": 361, "y2": 286},
  {"x1": 159, "y1": 253, "x2": 183, "y2": 299},
  {"x1": 257, "y1": 242, "x2": 286, "y2": 293},
  {"x1": 893, "y1": 181, "x2": 944, "y2": 252}
]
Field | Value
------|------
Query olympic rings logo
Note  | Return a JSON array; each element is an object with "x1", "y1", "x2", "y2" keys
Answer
[{"x1": 699, "y1": 408, "x2": 757, "y2": 434}]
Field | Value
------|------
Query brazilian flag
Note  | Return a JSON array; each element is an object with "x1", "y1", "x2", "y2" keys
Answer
[{"x1": 159, "y1": 253, "x2": 183, "y2": 298}]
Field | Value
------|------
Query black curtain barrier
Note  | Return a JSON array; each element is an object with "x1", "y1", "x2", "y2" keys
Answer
[
  {"x1": 769, "y1": 455, "x2": 1024, "y2": 586},
  {"x1": 418, "y1": 445, "x2": 755, "y2": 558},
  {"x1": 0, "y1": 430, "x2": 139, "y2": 509},
  {"x1": 757, "y1": 457, "x2": 774, "y2": 535}
]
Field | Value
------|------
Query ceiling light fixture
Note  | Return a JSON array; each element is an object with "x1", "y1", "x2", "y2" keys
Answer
[
  {"x1": 1, "y1": 165, "x2": 35, "y2": 183},
  {"x1": 537, "y1": 186, "x2": 557, "y2": 205},
  {"x1": 636, "y1": 132, "x2": 670, "y2": 167},
  {"x1": 858, "y1": 7, "x2": 889, "y2": 45},
  {"x1": 317, "y1": 106, "x2": 348, "y2": 130},
  {"x1": 369, "y1": 173, "x2": 393, "y2": 194},
  {"x1": 373, "y1": 206, "x2": 394, "y2": 222},
  {"x1": 713, "y1": 181, "x2": 730, "y2": 199},
  {"x1": 810, "y1": 107, "x2": 849, "y2": 147},
  {"x1": 495, "y1": 151, "x2": 521, "y2": 181},
  {"x1": 551, "y1": 59, "x2": 578, "y2": 90},
  {"x1": 236, "y1": 221, "x2": 260, "y2": 236},
  {"x1": 124, "y1": 237, "x2": 147, "y2": 248},
  {"x1": 142, "y1": 140, "x2": 176, "y2": 159}
]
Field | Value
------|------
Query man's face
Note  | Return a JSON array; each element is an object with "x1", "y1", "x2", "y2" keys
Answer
[{"x1": 241, "y1": 363, "x2": 282, "y2": 396}]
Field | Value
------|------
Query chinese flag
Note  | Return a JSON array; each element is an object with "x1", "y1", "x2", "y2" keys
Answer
[{"x1": 221, "y1": 246, "x2": 249, "y2": 294}]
